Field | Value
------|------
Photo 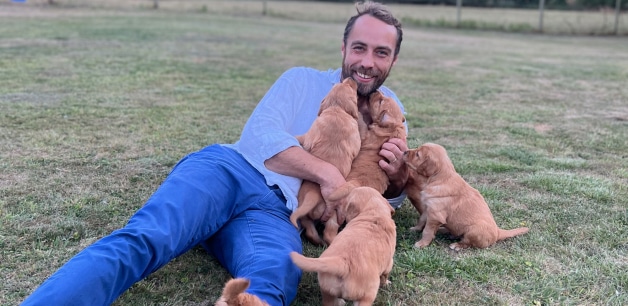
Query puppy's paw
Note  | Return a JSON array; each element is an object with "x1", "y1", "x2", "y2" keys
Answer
[
  {"x1": 379, "y1": 275, "x2": 391, "y2": 287},
  {"x1": 449, "y1": 242, "x2": 469, "y2": 251},
  {"x1": 289, "y1": 215, "x2": 300, "y2": 228},
  {"x1": 334, "y1": 299, "x2": 347, "y2": 306},
  {"x1": 414, "y1": 240, "x2": 431, "y2": 248}
]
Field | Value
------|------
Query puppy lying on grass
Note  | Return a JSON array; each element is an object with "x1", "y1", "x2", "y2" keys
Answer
[
  {"x1": 290, "y1": 186, "x2": 396, "y2": 306},
  {"x1": 403, "y1": 142, "x2": 529, "y2": 251},
  {"x1": 214, "y1": 278, "x2": 269, "y2": 306},
  {"x1": 290, "y1": 77, "x2": 361, "y2": 246}
]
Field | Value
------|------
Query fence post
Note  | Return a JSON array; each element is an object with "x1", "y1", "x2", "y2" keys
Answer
[
  {"x1": 615, "y1": 0, "x2": 621, "y2": 35},
  {"x1": 456, "y1": 0, "x2": 462, "y2": 27},
  {"x1": 539, "y1": 0, "x2": 545, "y2": 33}
]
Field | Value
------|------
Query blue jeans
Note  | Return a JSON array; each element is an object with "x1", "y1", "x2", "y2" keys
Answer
[{"x1": 22, "y1": 145, "x2": 303, "y2": 306}]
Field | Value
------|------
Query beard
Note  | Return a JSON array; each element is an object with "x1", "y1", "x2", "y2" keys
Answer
[{"x1": 341, "y1": 61, "x2": 390, "y2": 97}]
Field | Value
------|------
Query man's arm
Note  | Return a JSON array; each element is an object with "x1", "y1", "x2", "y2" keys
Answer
[{"x1": 264, "y1": 146, "x2": 346, "y2": 205}]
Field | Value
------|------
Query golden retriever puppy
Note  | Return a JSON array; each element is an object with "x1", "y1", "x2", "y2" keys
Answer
[
  {"x1": 290, "y1": 77, "x2": 361, "y2": 245},
  {"x1": 214, "y1": 278, "x2": 269, "y2": 306},
  {"x1": 328, "y1": 90, "x2": 407, "y2": 206},
  {"x1": 403, "y1": 143, "x2": 529, "y2": 250},
  {"x1": 290, "y1": 186, "x2": 396, "y2": 306}
]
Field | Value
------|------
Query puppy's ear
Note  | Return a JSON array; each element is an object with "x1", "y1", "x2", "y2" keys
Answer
[
  {"x1": 419, "y1": 145, "x2": 442, "y2": 176},
  {"x1": 369, "y1": 90, "x2": 383, "y2": 101},
  {"x1": 328, "y1": 182, "x2": 355, "y2": 202},
  {"x1": 317, "y1": 99, "x2": 326, "y2": 116},
  {"x1": 369, "y1": 116, "x2": 397, "y2": 137},
  {"x1": 378, "y1": 111, "x2": 391, "y2": 126},
  {"x1": 339, "y1": 187, "x2": 367, "y2": 222}
]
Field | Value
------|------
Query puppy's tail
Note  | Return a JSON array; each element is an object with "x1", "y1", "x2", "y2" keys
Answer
[
  {"x1": 497, "y1": 227, "x2": 529, "y2": 241},
  {"x1": 290, "y1": 252, "x2": 347, "y2": 277},
  {"x1": 291, "y1": 181, "x2": 323, "y2": 228}
]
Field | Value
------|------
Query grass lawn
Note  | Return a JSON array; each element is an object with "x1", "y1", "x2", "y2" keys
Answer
[{"x1": 1, "y1": 2, "x2": 627, "y2": 306}]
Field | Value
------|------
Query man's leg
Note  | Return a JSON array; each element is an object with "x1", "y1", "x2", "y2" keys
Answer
[
  {"x1": 21, "y1": 145, "x2": 267, "y2": 306},
  {"x1": 205, "y1": 187, "x2": 303, "y2": 306}
]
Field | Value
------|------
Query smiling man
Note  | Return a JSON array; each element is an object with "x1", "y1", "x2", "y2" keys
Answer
[
  {"x1": 340, "y1": 6, "x2": 407, "y2": 202},
  {"x1": 22, "y1": 2, "x2": 407, "y2": 306}
]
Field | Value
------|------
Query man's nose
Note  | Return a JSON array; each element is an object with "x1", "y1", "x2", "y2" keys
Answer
[{"x1": 360, "y1": 53, "x2": 375, "y2": 68}]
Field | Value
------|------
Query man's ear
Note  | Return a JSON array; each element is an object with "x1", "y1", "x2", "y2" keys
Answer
[{"x1": 341, "y1": 41, "x2": 346, "y2": 57}]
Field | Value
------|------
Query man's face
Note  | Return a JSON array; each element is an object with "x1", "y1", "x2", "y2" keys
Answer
[{"x1": 341, "y1": 15, "x2": 398, "y2": 97}]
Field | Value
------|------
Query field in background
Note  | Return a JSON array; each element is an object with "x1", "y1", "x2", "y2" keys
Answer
[
  {"x1": 5, "y1": 0, "x2": 628, "y2": 35},
  {"x1": 1, "y1": 1, "x2": 627, "y2": 306}
]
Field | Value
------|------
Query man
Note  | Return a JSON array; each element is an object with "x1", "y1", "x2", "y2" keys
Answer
[{"x1": 22, "y1": 1, "x2": 407, "y2": 305}]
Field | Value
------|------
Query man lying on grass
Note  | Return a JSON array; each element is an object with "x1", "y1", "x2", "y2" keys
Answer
[{"x1": 21, "y1": 1, "x2": 408, "y2": 305}]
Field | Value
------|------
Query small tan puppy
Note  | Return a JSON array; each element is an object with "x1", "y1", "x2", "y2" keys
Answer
[
  {"x1": 214, "y1": 278, "x2": 269, "y2": 306},
  {"x1": 290, "y1": 77, "x2": 361, "y2": 245},
  {"x1": 290, "y1": 186, "x2": 396, "y2": 306},
  {"x1": 403, "y1": 143, "x2": 529, "y2": 251}
]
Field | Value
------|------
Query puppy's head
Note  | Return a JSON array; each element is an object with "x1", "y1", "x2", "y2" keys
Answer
[
  {"x1": 215, "y1": 278, "x2": 269, "y2": 306},
  {"x1": 366, "y1": 90, "x2": 406, "y2": 140},
  {"x1": 340, "y1": 186, "x2": 395, "y2": 222},
  {"x1": 367, "y1": 91, "x2": 406, "y2": 129},
  {"x1": 403, "y1": 143, "x2": 454, "y2": 177},
  {"x1": 341, "y1": 77, "x2": 358, "y2": 91},
  {"x1": 318, "y1": 77, "x2": 359, "y2": 119}
]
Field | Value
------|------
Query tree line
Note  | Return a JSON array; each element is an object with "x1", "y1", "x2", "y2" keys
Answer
[{"x1": 317, "y1": 0, "x2": 626, "y2": 10}]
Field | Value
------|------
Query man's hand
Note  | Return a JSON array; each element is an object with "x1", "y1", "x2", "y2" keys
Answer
[
  {"x1": 379, "y1": 137, "x2": 409, "y2": 198},
  {"x1": 319, "y1": 176, "x2": 347, "y2": 224}
]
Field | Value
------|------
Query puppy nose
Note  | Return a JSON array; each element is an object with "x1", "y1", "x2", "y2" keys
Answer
[{"x1": 403, "y1": 151, "x2": 408, "y2": 156}]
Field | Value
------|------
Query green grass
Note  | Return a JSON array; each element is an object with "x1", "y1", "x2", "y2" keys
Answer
[{"x1": 2, "y1": 2, "x2": 628, "y2": 306}]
